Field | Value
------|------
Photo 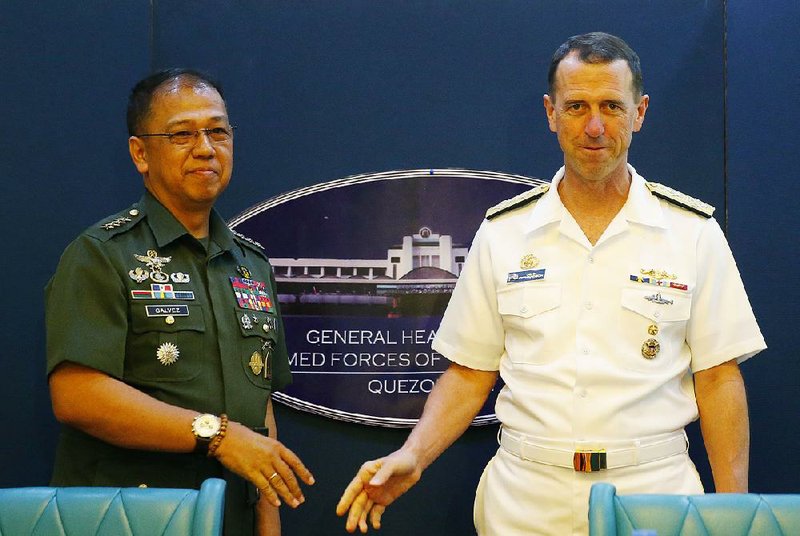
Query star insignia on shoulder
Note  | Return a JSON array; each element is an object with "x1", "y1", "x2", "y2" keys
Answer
[
  {"x1": 100, "y1": 207, "x2": 141, "y2": 231},
  {"x1": 645, "y1": 182, "x2": 714, "y2": 218},
  {"x1": 486, "y1": 183, "x2": 550, "y2": 220}
]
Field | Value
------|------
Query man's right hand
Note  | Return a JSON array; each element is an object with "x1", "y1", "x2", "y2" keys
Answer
[{"x1": 336, "y1": 449, "x2": 422, "y2": 533}]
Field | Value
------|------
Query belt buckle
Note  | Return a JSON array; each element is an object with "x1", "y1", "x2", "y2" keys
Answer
[{"x1": 573, "y1": 450, "x2": 607, "y2": 472}]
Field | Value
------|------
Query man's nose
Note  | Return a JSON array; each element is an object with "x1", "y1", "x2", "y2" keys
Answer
[
  {"x1": 585, "y1": 114, "x2": 605, "y2": 138},
  {"x1": 192, "y1": 130, "x2": 215, "y2": 155}
]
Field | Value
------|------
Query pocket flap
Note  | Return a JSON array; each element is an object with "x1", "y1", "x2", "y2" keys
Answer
[
  {"x1": 497, "y1": 283, "x2": 561, "y2": 318},
  {"x1": 621, "y1": 287, "x2": 691, "y2": 322}
]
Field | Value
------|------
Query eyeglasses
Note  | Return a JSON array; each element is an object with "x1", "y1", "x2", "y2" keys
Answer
[{"x1": 135, "y1": 126, "x2": 235, "y2": 147}]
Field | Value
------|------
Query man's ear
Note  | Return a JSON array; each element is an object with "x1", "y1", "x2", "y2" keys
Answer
[
  {"x1": 633, "y1": 94, "x2": 649, "y2": 132},
  {"x1": 543, "y1": 94, "x2": 557, "y2": 133},
  {"x1": 128, "y1": 136, "x2": 149, "y2": 174}
]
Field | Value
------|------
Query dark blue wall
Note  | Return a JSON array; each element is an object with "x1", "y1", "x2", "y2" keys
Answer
[{"x1": 2, "y1": 1, "x2": 796, "y2": 535}]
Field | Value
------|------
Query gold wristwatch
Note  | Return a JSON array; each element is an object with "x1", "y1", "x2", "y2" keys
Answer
[{"x1": 191, "y1": 413, "x2": 222, "y2": 454}]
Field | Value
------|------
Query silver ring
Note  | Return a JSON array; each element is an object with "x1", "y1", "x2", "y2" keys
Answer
[{"x1": 268, "y1": 472, "x2": 280, "y2": 482}]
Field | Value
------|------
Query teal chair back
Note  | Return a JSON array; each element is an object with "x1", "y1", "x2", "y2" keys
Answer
[
  {"x1": 589, "y1": 482, "x2": 800, "y2": 536},
  {"x1": 0, "y1": 477, "x2": 225, "y2": 536}
]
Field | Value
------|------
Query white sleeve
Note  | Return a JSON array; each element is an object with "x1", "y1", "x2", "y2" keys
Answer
[
  {"x1": 687, "y1": 218, "x2": 766, "y2": 371},
  {"x1": 432, "y1": 221, "x2": 506, "y2": 371}
]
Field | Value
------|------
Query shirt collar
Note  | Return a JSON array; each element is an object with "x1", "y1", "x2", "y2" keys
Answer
[
  {"x1": 621, "y1": 165, "x2": 668, "y2": 229},
  {"x1": 523, "y1": 164, "x2": 668, "y2": 234},
  {"x1": 141, "y1": 190, "x2": 236, "y2": 252}
]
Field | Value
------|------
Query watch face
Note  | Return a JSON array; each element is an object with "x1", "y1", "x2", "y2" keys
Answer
[{"x1": 193, "y1": 414, "x2": 220, "y2": 439}]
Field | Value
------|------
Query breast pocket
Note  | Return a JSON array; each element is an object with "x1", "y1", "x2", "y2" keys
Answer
[
  {"x1": 496, "y1": 283, "x2": 561, "y2": 365},
  {"x1": 126, "y1": 305, "x2": 205, "y2": 382},
  {"x1": 620, "y1": 287, "x2": 691, "y2": 371},
  {"x1": 236, "y1": 308, "x2": 279, "y2": 390}
]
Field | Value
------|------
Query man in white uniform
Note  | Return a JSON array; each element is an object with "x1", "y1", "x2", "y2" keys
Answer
[{"x1": 336, "y1": 32, "x2": 766, "y2": 535}]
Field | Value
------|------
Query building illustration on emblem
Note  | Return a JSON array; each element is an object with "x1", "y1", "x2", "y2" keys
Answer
[{"x1": 270, "y1": 227, "x2": 467, "y2": 317}]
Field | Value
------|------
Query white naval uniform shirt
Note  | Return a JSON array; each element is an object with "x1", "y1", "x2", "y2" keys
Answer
[{"x1": 432, "y1": 165, "x2": 766, "y2": 442}]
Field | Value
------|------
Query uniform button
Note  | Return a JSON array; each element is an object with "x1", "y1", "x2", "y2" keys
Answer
[
  {"x1": 588, "y1": 256, "x2": 595, "y2": 264},
  {"x1": 520, "y1": 306, "x2": 529, "y2": 314},
  {"x1": 584, "y1": 301, "x2": 593, "y2": 310},
  {"x1": 129, "y1": 209, "x2": 139, "y2": 216},
  {"x1": 262, "y1": 323, "x2": 271, "y2": 332},
  {"x1": 582, "y1": 347, "x2": 590, "y2": 355},
  {"x1": 578, "y1": 389, "x2": 588, "y2": 398},
  {"x1": 654, "y1": 311, "x2": 661, "y2": 319},
  {"x1": 165, "y1": 316, "x2": 175, "y2": 325}
]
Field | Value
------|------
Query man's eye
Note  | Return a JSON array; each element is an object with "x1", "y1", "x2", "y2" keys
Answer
[
  {"x1": 209, "y1": 127, "x2": 229, "y2": 135},
  {"x1": 170, "y1": 130, "x2": 194, "y2": 139}
]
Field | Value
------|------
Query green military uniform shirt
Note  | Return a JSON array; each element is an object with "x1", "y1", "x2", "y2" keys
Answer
[{"x1": 45, "y1": 190, "x2": 291, "y2": 535}]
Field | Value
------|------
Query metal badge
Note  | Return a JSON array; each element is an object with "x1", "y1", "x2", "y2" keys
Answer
[
  {"x1": 134, "y1": 250, "x2": 172, "y2": 284},
  {"x1": 237, "y1": 265, "x2": 252, "y2": 279},
  {"x1": 644, "y1": 292, "x2": 674, "y2": 305},
  {"x1": 171, "y1": 272, "x2": 191, "y2": 283},
  {"x1": 102, "y1": 216, "x2": 132, "y2": 230},
  {"x1": 640, "y1": 268, "x2": 677, "y2": 280},
  {"x1": 129, "y1": 267, "x2": 150, "y2": 283},
  {"x1": 249, "y1": 350, "x2": 264, "y2": 375},
  {"x1": 641, "y1": 338, "x2": 660, "y2": 359},
  {"x1": 156, "y1": 342, "x2": 180, "y2": 366},
  {"x1": 648, "y1": 324, "x2": 659, "y2": 336},
  {"x1": 241, "y1": 313, "x2": 253, "y2": 330},
  {"x1": 520, "y1": 254, "x2": 539, "y2": 270}
]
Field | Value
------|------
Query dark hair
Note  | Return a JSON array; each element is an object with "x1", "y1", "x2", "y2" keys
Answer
[
  {"x1": 126, "y1": 68, "x2": 225, "y2": 136},
  {"x1": 547, "y1": 32, "x2": 643, "y2": 101}
]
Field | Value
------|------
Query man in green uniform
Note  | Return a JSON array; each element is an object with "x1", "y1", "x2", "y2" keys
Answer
[{"x1": 45, "y1": 68, "x2": 314, "y2": 536}]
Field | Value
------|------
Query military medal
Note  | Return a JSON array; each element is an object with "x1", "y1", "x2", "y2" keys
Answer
[
  {"x1": 132, "y1": 284, "x2": 195, "y2": 300},
  {"x1": 129, "y1": 267, "x2": 150, "y2": 283},
  {"x1": 648, "y1": 324, "x2": 659, "y2": 336},
  {"x1": 641, "y1": 338, "x2": 660, "y2": 359},
  {"x1": 133, "y1": 250, "x2": 173, "y2": 283},
  {"x1": 171, "y1": 272, "x2": 191, "y2": 283},
  {"x1": 249, "y1": 350, "x2": 264, "y2": 375},
  {"x1": 262, "y1": 316, "x2": 277, "y2": 333},
  {"x1": 241, "y1": 313, "x2": 253, "y2": 330},
  {"x1": 520, "y1": 254, "x2": 539, "y2": 269},
  {"x1": 230, "y1": 277, "x2": 273, "y2": 312},
  {"x1": 640, "y1": 268, "x2": 676, "y2": 280},
  {"x1": 237, "y1": 265, "x2": 252, "y2": 279},
  {"x1": 156, "y1": 342, "x2": 180, "y2": 365},
  {"x1": 644, "y1": 293, "x2": 674, "y2": 305}
]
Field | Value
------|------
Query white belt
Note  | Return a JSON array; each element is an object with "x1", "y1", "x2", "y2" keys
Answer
[{"x1": 498, "y1": 428, "x2": 688, "y2": 472}]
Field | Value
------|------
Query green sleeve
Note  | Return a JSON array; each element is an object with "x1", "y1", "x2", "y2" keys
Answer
[{"x1": 45, "y1": 235, "x2": 128, "y2": 378}]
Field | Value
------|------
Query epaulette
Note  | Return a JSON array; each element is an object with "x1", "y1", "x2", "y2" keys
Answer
[
  {"x1": 86, "y1": 204, "x2": 144, "y2": 241},
  {"x1": 231, "y1": 229, "x2": 265, "y2": 250},
  {"x1": 486, "y1": 183, "x2": 550, "y2": 220},
  {"x1": 645, "y1": 182, "x2": 714, "y2": 218}
]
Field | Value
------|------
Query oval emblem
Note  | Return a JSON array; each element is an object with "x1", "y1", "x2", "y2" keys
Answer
[{"x1": 230, "y1": 169, "x2": 545, "y2": 427}]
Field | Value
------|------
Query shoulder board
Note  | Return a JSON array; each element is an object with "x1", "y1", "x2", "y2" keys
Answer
[
  {"x1": 645, "y1": 182, "x2": 714, "y2": 218},
  {"x1": 486, "y1": 183, "x2": 550, "y2": 220},
  {"x1": 86, "y1": 204, "x2": 144, "y2": 241},
  {"x1": 232, "y1": 229, "x2": 265, "y2": 250}
]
